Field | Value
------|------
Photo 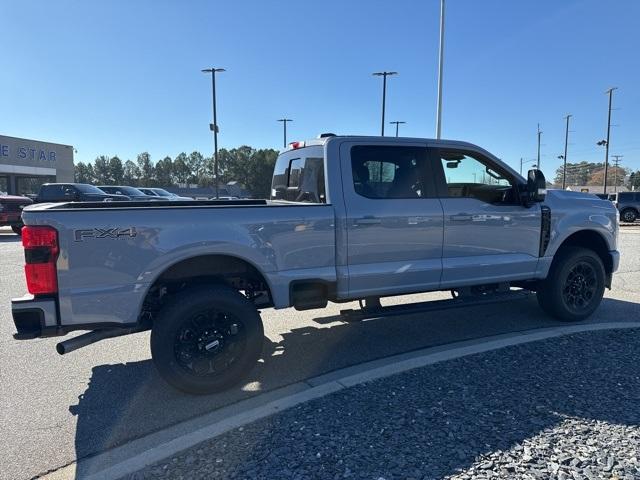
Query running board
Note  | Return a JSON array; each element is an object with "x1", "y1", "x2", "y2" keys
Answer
[{"x1": 340, "y1": 289, "x2": 532, "y2": 322}]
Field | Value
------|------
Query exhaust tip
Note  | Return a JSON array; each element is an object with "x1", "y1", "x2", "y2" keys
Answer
[{"x1": 55, "y1": 343, "x2": 66, "y2": 355}]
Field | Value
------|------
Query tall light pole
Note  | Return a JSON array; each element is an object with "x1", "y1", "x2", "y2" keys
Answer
[
  {"x1": 536, "y1": 123, "x2": 542, "y2": 170},
  {"x1": 389, "y1": 121, "x2": 406, "y2": 137},
  {"x1": 372, "y1": 71, "x2": 397, "y2": 136},
  {"x1": 277, "y1": 119, "x2": 293, "y2": 149},
  {"x1": 202, "y1": 67, "x2": 226, "y2": 199},
  {"x1": 560, "y1": 114, "x2": 572, "y2": 189},
  {"x1": 601, "y1": 87, "x2": 617, "y2": 195},
  {"x1": 435, "y1": 0, "x2": 446, "y2": 139}
]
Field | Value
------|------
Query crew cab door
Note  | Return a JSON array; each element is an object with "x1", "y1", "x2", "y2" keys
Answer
[
  {"x1": 431, "y1": 147, "x2": 541, "y2": 287},
  {"x1": 340, "y1": 141, "x2": 443, "y2": 298}
]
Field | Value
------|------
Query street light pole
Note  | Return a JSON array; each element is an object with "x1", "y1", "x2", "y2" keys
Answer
[
  {"x1": 436, "y1": 0, "x2": 445, "y2": 139},
  {"x1": 202, "y1": 67, "x2": 226, "y2": 199},
  {"x1": 561, "y1": 114, "x2": 572, "y2": 189},
  {"x1": 277, "y1": 119, "x2": 293, "y2": 149},
  {"x1": 390, "y1": 120, "x2": 406, "y2": 137},
  {"x1": 372, "y1": 71, "x2": 398, "y2": 136},
  {"x1": 537, "y1": 123, "x2": 542, "y2": 170},
  {"x1": 602, "y1": 87, "x2": 617, "y2": 195}
]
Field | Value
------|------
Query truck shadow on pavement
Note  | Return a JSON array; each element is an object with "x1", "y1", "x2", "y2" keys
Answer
[{"x1": 69, "y1": 296, "x2": 640, "y2": 478}]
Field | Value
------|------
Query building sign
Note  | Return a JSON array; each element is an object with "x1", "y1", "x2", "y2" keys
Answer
[{"x1": 0, "y1": 143, "x2": 57, "y2": 162}]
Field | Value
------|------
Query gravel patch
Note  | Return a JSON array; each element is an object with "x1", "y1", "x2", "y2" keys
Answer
[{"x1": 125, "y1": 329, "x2": 640, "y2": 480}]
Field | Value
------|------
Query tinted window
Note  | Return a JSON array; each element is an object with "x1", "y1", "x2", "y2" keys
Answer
[
  {"x1": 351, "y1": 145, "x2": 428, "y2": 199},
  {"x1": 437, "y1": 150, "x2": 516, "y2": 204},
  {"x1": 75, "y1": 184, "x2": 106, "y2": 194},
  {"x1": 40, "y1": 184, "x2": 67, "y2": 200},
  {"x1": 271, "y1": 156, "x2": 325, "y2": 203}
]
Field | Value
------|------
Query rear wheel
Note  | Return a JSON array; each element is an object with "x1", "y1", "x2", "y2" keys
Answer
[
  {"x1": 621, "y1": 208, "x2": 637, "y2": 223},
  {"x1": 11, "y1": 224, "x2": 23, "y2": 235},
  {"x1": 537, "y1": 247, "x2": 605, "y2": 322},
  {"x1": 151, "y1": 285, "x2": 264, "y2": 394}
]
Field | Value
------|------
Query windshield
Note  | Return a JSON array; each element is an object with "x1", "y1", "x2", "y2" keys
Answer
[
  {"x1": 152, "y1": 188, "x2": 174, "y2": 196},
  {"x1": 115, "y1": 186, "x2": 145, "y2": 196},
  {"x1": 75, "y1": 184, "x2": 107, "y2": 194}
]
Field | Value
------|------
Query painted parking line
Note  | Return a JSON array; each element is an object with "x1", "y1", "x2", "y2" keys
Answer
[{"x1": 44, "y1": 321, "x2": 640, "y2": 480}]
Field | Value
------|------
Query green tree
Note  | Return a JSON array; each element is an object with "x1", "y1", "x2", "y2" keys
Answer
[
  {"x1": 93, "y1": 155, "x2": 111, "y2": 184},
  {"x1": 136, "y1": 152, "x2": 155, "y2": 187},
  {"x1": 173, "y1": 152, "x2": 191, "y2": 185},
  {"x1": 155, "y1": 156, "x2": 174, "y2": 187},
  {"x1": 108, "y1": 156, "x2": 124, "y2": 184},
  {"x1": 628, "y1": 171, "x2": 640, "y2": 190},
  {"x1": 123, "y1": 159, "x2": 140, "y2": 185},
  {"x1": 74, "y1": 162, "x2": 94, "y2": 183},
  {"x1": 187, "y1": 151, "x2": 206, "y2": 185},
  {"x1": 222, "y1": 146, "x2": 278, "y2": 198}
]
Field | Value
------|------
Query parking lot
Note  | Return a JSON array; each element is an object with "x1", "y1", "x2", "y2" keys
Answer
[{"x1": 1, "y1": 227, "x2": 639, "y2": 480}]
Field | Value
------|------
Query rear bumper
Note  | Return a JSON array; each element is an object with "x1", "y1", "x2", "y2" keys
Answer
[{"x1": 11, "y1": 295, "x2": 60, "y2": 339}]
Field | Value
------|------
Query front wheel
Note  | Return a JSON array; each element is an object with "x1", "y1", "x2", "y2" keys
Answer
[
  {"x1": 151, "y1": 285, "x2": 264, "y2": 394},
  {"x1": 621, "y1": 208, "x2": 637, "y2": 223},
  {"x1": 537, "y1": 247, "x2": 606, "y2": 322}
]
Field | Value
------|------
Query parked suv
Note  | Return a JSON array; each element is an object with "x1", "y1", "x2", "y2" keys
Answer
[
  {"x1": 35, "y1": 183, "x2": 129, "y2": 203},
  {"x1": 0, "y1": 193, "x2": 32, "y2": 234},
  {"x1": 612, "y1": 192, "x2": 640, "y2": 222}
]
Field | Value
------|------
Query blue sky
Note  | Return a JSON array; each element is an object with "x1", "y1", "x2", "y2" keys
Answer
[{"x1": 2, "y1": 0, "x2": 639, "y2": 177}]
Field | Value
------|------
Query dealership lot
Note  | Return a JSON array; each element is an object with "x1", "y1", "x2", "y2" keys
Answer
[{"x1": 1, "y1": 227, "x2": 639, "y2": 480}]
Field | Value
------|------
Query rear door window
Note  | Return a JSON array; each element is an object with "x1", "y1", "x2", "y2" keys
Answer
[{"x1": 350, "y1": 145, "x2": 430, "y2": 199}]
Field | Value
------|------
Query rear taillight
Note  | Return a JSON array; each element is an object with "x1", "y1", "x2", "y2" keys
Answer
[{"x1": 22, "y1": 226, "x2": 59, "y2": 295}]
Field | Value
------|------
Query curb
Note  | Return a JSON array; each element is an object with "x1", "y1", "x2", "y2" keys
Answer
[{"x1": 44, "y1": 321, "x2": 640, "y2": 480}]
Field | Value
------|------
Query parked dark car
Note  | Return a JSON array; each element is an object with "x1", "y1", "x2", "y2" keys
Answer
[
  {"x1": 35, "y1": 183, "x2": 129, "y2": 203},
  {"x1": 612, "y1": 192, "x2": 640, "y2": 222},
  {"x1": 138, "y1": 187, "x2": 193, "y2": 200},
  {"x1": 97, "y1": 185, "x2": 159, "y2": 201},
  {"x1": 0, "y1": 194, "x2": 32, "y2": 234}
]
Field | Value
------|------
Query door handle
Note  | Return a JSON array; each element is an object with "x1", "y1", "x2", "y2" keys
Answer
[
  {"x1": 450, "y1": 214, "x2": 472, "y2": 221},
  {"x1": 355, "y1": 217, "x2": 382, "y2": 225}
]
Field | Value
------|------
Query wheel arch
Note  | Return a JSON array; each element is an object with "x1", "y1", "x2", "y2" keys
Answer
[
  {"x1": 139, "y1": 254, "x2": 275, "y2": 324},
  {"x1": 550, "y1": 229, "x2": 614, "y2": 280}
]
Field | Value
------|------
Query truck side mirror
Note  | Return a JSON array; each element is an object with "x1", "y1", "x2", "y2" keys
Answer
[{"x1": 527, "y1": 169, "x2": 546, "y2": 203}]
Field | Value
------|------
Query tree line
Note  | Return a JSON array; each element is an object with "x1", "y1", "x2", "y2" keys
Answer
[
  {"x1": 553, "y1": 161, "x2": 640, "y2": 189},
  {"x1": 74, "y1": 147, "x2": 279, "y2": 198}
]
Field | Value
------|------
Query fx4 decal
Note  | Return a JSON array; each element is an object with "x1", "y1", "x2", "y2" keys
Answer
[{"x1": 74, "y1": 227, "x2": 137, "y2": 242}]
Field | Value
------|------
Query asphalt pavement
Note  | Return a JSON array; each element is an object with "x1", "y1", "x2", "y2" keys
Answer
[{"x1": 1, "y1": 227, "x2": 639, "y2": 480}]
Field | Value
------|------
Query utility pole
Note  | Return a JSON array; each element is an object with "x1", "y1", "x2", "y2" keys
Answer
[
  {"x1": 611, "y1": 154, "x2": 623, "y2": 192},
  {"x1": 561, "y1": 114, "x2": 572, "y2": 189},
  {"x1": 435, "y1": 0, "x2": 445, "y2": 139},
  {"x1": 202, "y1": 67, "x2": 226, "y2": 199},
  {"x1": 602, "y1": 87, "x2": 617, "y2": 194},
  {"x1": 536, "y1": 123, "x2": 542, "y2": 170},
  {"x1": 372, "y1": 71, "x2": 398, "y2": 136},
  {"x1": 277, "y1": 119, "x2": 293, "y2": 149},
  {"x1": 389, "y1": 121, "x2": 406, "y2": 137}
]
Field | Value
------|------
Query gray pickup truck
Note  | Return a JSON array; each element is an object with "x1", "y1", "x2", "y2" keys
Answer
[{"x1": 11, "y1": 136, "x2": 620, "y2": 394}]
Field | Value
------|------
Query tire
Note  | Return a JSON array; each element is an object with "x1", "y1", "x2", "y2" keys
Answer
[
  {"x1": 11, "y1": 224, "x2": 23, "y2": 235},
  {"x1": 621, "y1": 208, "x2": 637, "y2": 223},
  {"x1": 151, "y1": 285, "x2": 264, "y2": 394},
  {"x1": 537, "y1": 247, "x2": 606, "y2": 322}
]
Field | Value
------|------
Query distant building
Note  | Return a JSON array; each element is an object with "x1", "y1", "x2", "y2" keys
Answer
[{"x1": 0, "y1": 134, "x2": 74, "y2": 195}]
